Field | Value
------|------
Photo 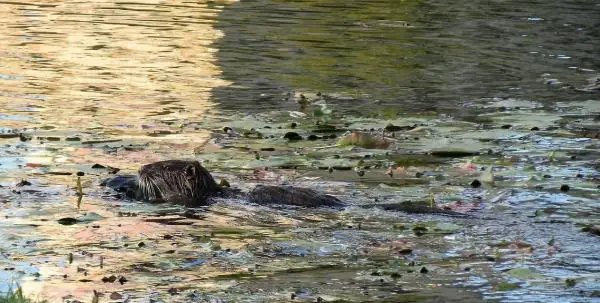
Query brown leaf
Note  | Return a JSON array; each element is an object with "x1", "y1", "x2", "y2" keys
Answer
[{"x1": 337, "y1": 132, "x2": 390, "y2": 149}]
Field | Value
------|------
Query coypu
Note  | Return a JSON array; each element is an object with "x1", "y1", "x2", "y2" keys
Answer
[
  {"x1": 102, "y1": 160, "x2": 473, "y2": 217},
  {"x1": 102, "y1": 160, "x2": 344, "y2": 208}
]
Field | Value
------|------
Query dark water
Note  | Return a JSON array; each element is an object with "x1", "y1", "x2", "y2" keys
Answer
[{"x1": 213, "y1": 0, "x2": 599, "y2": 113}]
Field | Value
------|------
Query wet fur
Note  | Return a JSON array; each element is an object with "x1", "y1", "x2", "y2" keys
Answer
[
  {"x1": 102, "y1": 161, "x2": 474, "y2": 217},
  {"x1": 249, "y1": 185, "x2": 343, "y2": 208},
  {"x1": 103, "y1": 160, "x2": 343, "y2": 208},
  {"x1": 138, "y1": 160, "x2": 219, "y2": 207}
]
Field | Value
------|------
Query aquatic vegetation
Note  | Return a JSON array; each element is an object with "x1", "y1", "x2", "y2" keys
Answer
[
  {"x1": 494, "y1": 282, "x2": 521, "y2": 291},
  {"x1": 0, "y1": 288, "x2": 46, "y2": 303},
  {"x1": 337, "y1": 132, "x2": 391, "y2": 149},
  {"x1": 0, "y1": 0, "x2": 599, "y2": 302},
  {"x1": 506, "y1": 268, "x2": 544, "y2": 280}
]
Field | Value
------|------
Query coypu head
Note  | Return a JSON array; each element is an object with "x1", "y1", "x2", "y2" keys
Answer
[
  {"x1": 100, "y1": 174, "x2": 140, "y2": 199},
  {"x1": 138, "y1": 160, "x2": 219, "y2": 207}
]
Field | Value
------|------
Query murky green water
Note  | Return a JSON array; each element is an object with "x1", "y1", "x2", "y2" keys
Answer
[
  {"x1": 213, "y1": 0, "x2": 599, "y2": 113},
  {"x1": 1, "y1": 0, "x2": 599, "y2": 302}
]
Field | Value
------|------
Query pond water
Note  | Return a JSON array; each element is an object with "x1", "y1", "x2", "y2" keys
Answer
[{"x1": 0, "y1": 0, "x2": 599, "y2": 302}]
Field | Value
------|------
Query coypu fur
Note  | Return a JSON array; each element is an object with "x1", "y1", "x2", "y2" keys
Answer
[
  {"x1": 102, "y1": 160, "x2": 343, "y2": 208},
  {"x1": 102, "y1": 160, "x2": 473, "y2": 217},
  {"x1": 138, "y1": 160, "x2": 219, "y2": 206},
  {"x1": 248, "y1": 185, "x2": 343, "y2": 207}
]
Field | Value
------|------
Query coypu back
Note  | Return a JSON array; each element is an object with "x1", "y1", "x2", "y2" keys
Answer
[
  {"x1": 249, "y1": 185, "x2": 344, "y2": 208},
  {"x1": 138, "y1": 160, "x2": 218, "y2": 207}
]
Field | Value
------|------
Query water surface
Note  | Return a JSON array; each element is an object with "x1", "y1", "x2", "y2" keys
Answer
[{"x1": 0, "y1": 0, "x2": 599, "y2": 302}]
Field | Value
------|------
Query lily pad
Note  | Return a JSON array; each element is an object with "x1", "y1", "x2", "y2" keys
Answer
[
  {"x1": 494, "y1": 282, "x2": 521, "y2": 291},
  {"x1": 506, "y1": 268, "x2": 544, "y2": 280},
  {"x1": 386, "y1": 154, "x2": 445, "y2": 167},
  {"x1": 337, "y1": 132, "x2": 390, "y2": 149},
  {"x1": 77, "y1": 212, "x2": 105, "y2": 223},
  {"x1": 434, "y1": 222, "x2": 461, "y2": 233},
  {"x1": 57, "y1": 213, "x2": 104, "y2": 226}
]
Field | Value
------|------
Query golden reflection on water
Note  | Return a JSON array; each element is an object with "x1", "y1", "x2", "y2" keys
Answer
[
  {"x1": 0, "y1": 1, "x2": 237, "y2": 301},
  {"x1": 0, "y1": 0, "x2": 231, "y2": 133},
  {"x1": 17, "y1": 196, "x2": 266, "y2": 302}
]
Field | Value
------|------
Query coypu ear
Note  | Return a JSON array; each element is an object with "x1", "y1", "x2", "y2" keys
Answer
[{"x1": 185, "y1": 163, "x2": 197, "y2": 178}]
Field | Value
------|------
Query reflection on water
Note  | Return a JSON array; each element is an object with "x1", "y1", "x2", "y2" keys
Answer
[
  {"x1": 1, "y1": 0, "x2": 230, "y2": 133},
  {"x1": 213, "y1": 0, "x2": 599, "y2": 113},
  {"x1": 0, "y1": 1, "x2": 237, "y2": 300},
  {"x1": 0, "y1": 0, "x2": 599, "y2": 302}
]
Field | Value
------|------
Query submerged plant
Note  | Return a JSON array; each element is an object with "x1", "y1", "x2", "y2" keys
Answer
[
  {"x1": 548, "y1": 150, "x2": 556, "y2": 162},
  {"x1": 428, "y1": 194, "x2": 435, "y2": 208},
  {"x1": 0, "y1": 287, "x2": 47, "y2": 303}
]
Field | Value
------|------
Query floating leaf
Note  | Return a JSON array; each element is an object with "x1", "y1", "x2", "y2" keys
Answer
[
  {"x1": 384, "y1": 123, "x2": 415, "y2": 132},
  {"x1": 434, "y1": 222, "x2": 461, "y2": 233},
  {"x1": 283, "y1": 132, "x2": 303, "y2": 141},
  {"x1": 242, "y1": 128, "x2": 263, "y2": 139},
  {"x1": 506, "y1": 268, "x2": 543, "y2": 280},
  {"x1": 77, "y1": 212, "x2": 105, "y2": 223},
  {"x1": 313, "y1": 123, "x2": 340, "y2": 133},
  {"x1": 289, "y1": 111, "x2": 306, "y2": 118},
  {"x1": 565, "y1": 278, "x2": 577, "y2": 287},
  {"x1": 57, "y1": 218, "x2": 78, "y2": 225},
  {"x1": 535, "y1": 207, "x2": 558, "y2": 217},
  {"x1": 430, "y1": 150, "x2": 479, "y2": 158},
  {"x1": 337, "y1": 132, "x2": 390, "y2": 149},
  {"x1": 313, "y1": 104, "x2": 332, "y2": 117},
  {"x1": 494, "y1": 282, "x2": 521, "y2": 291}
]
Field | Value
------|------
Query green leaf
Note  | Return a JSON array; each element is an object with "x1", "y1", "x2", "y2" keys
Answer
[{"x1": 506, "y1": 268, "x2": 543, "y2": 280}]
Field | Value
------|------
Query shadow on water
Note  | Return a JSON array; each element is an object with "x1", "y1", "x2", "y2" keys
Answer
[{"x1": 212, "y1": 0, "x2": 599, "y2": 115}]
